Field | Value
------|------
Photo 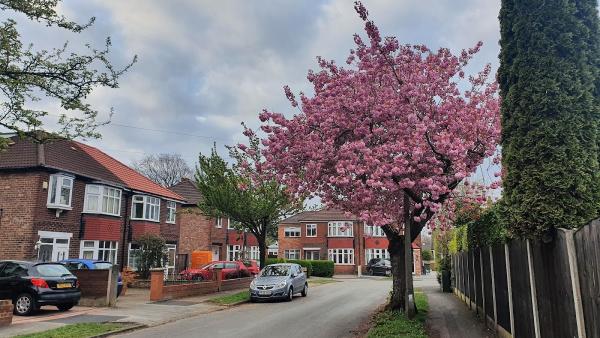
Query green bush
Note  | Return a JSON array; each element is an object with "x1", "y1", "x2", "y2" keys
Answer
[
  {"x1": 134, "y1": 234, "x2": 166, "y2": 279},
  {"x1": 265, "y1": 258, "x2": 285, "y2": 266},
  {"x1": 287, "y1": 259, "x2": 313, "y2": 277},
  {"x1": 311, "y1": 260, "x2": 334, "y2": 277}
]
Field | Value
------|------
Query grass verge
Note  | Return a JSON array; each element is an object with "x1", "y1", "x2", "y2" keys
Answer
[
  {"x1": 366, "y1": 291, "x2": 429, "y2": 338},
  {"x1": 14, "y1": 323, "x2": 128, "y2": 338},
  {"x1": 208, "y1": 290, "x2": 250, "y2": 305},
  {"x1": 308, "y1": 277, "x2": 338, "y2": 286}
]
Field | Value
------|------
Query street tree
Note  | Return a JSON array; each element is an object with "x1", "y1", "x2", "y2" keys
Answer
[
  {"x1": 258, "y1": 2, "x2": 500, "y2": 311},
  {"x1": 196, "y1": 129, "x2": 303, "y2": 268},
  {"x1": 133, "y1": 153, "x2": 193, "y2": 187},
  {"x1": 0, "y1": 0, "x2": 136, "y2": 149},
  {"x1": 499, "y1": 0, "x2": 600, "y2": 238}
]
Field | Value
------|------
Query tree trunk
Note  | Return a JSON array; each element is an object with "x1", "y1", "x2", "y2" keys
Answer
[
  {"x1": 388, "y1": 233, "x2": 406, "y2": 311},
  {"x1": 257, "y1": 234, "x2": 268, "y2": 269}
]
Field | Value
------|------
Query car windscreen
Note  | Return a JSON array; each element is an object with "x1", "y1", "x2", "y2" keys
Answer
[
  {"x1": 260, "y1": 266, "x2": 289, "y2": 277},
  {"x1": 33, "y1": 264, "x2": 74, "y2": 277},
  {"x1": 93, "y1": 262, "x2": 112, "y2": 269}
]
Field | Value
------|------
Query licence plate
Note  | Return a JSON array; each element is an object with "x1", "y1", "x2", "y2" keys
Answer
[
  {"x1": 258, "y1": 290, "x2": 271, "y2": 296},
  {"x1": 56, "y1": 283, "x2": 72, "y2": 289}
]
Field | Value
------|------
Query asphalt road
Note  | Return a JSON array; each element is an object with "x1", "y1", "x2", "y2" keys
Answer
[{"x1": 118, "y1": 278, "x2": 391, "y2": 338}]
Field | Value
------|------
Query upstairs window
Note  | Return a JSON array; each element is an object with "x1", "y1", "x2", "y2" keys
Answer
[
  {"x1": 84, "y1": 185, "x2": 122, "y2": 216},
  {"x1": 306, "y1": 224, "x2": 317, "y2": 237},
  {"x1": 328, "y1": 221, "x2": 354, "y2": 237},
  {"x1": 364, "y1": 224, "x2": 385, "y2": 237},
  {"x1": 216, "y1": 217, "x2": 223, "y2": 228},
  {"x1": 47, "y1": 174, "x2": 73, "y2": 209},
  {"x1": 166, "y1": 201, "x2": 176, "y2": 223},
  {"x1": 131, "y1": 195, "x2": 160, "y2": 222},
  {"x1": 284, "y1": 227, "x2": 301, "y2": 237}
]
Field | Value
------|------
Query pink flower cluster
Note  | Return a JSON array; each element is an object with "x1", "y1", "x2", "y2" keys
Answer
[{"x1": 257, "y1": 2, "x2": 500, "y2": 234}]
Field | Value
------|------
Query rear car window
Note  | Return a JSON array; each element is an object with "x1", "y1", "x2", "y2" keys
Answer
[
  {"x1": 93, "y1": 262, "x2": 112, "y2": 269},
  {"x1": 33, "y1": 264, "x2": 73, "y2": 277}
]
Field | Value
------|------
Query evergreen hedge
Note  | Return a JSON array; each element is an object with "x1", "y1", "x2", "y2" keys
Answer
[
  {"x1": 310, "y1": 260, "x2": 334, "y2": 277},
  {"x1": 499, "y1": 0, "x2": 600, "y2": 238}
]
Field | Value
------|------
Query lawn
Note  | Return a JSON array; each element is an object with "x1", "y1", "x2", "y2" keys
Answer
[
  {"x1": 208, "y1": 290, "x2": 250, "y2": 305},
  {"x1": 14, "y1": 323, "x2": 128, "y2": 338},
  {"x1": 366, "y1": 291, "x2": 429, "y2": 338},
  {"x1": 307, "y1": 277, "x2": 338, "y2": 286}
]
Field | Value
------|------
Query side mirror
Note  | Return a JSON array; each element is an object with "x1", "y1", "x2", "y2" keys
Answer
[{"x1": 290, "y1": 273, "x2": 297, "y2": 278}]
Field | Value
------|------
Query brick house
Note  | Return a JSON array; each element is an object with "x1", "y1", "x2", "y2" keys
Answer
[
  {"x1": 278, "y1": 209, "x2": 422, "y2": 275},
  {"x1": 0, "y1": 134, "x2": 185, "y2": 274},
  {"x1": 170, "y1": 178, "x2": 260, "y2": 266}
]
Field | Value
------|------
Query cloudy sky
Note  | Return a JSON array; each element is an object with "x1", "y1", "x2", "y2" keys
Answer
[{"x1": 3, "y1": 0, "x2": 501, "y2": 181}]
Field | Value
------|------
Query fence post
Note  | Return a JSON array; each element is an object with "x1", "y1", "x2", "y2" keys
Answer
[
  {"x1": 149, "y1": 268, "x2": 165, "y2": 301},
  {"x1": 564, "y1": 229, "x2": 586, "y2": 338},
  {"x1": 489, "y1": 246, "x2": 497, "y2": 328},
  {"x1": 505, "y1": 243, "x2": 515, "y2": 336},
  {"x1": 214, "y1": 267, "x2": 223, "y2": 291},
  {"x1": 480, "y1": 248, "x2": 485, "y2": 320},
  {"x1": 526, "y1": 239, "x2": 541, "y2": 338},
  {"x1": 473, "y1": 251, "x2": 477, "y2": 313}
]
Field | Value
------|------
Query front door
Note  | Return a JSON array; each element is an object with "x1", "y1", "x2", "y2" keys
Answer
[
  {"x1": 212, "y1": 246, "x2": 220, "y2": 261},
  {"x1": 53, "y1": 239, "x2": 70, "y2": 261},
  {"x1": 37, "y1": 232, "x2": 72, "y2": 262}
]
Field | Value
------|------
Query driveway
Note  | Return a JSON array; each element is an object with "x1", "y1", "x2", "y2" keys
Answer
[{"x1": 117, "y1": 278, "x2": 391, "y2": 338}]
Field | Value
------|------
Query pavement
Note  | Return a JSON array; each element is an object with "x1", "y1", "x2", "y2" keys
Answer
[
  {"x1": 117, "y1": 277, "x2": 391, "y2": 338},
  {"x1": 417, "y1": 274, "x2": 494, "y2": 338}
]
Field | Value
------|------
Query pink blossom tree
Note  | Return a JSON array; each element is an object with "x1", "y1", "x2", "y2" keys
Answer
[{"x1": 258, "y1": 2, "x2": 500, "y2": 311}]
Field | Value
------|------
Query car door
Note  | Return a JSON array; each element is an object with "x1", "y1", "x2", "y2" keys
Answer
[
  {"x1": 0, "y1": 262, "x2": 8, "y2": 300},
  {"x1": 0, "y1": 262, "x2": 26, "y2": 300},
  {"x1": 293, "y1": 265, "x2": 303, "y2": 290}
]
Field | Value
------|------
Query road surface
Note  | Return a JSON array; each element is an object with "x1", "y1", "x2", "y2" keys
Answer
[{"x1": 118, "y1": 278, "x2": 391, "y2": 338}]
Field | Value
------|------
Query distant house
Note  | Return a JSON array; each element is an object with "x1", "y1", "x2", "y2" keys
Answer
[
  {"x1": 170, "y1": 178, "x2": 260, "y2": 266},
  {"x1": 278, "y1": 208, "x2": 422, "y2": 275},
  {"x1": 267, "y1": 242, "x2": 279, "y2": 258},
  {"x1": 0, "y1": 134, "x2": 184, "y2": 274}
]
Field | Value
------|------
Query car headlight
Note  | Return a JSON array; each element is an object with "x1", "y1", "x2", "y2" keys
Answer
[
  {"x1": 250, "y1": 279, "x2": 257, "y2": 289},
  {"x1": 276, "y1": 280, "x2": 287, "y2": 289}
]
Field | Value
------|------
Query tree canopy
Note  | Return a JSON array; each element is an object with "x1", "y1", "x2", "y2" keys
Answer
[{"x1": 133, "y1": 153, "x2": 192, "y2": 187}]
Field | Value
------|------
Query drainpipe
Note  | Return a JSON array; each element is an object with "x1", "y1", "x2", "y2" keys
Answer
[{"x1": 120, "y1": 191, "x2": 131, "y2": 272}]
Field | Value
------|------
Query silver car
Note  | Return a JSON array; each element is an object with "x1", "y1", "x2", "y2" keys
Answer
[{"x1": 249, "y1": 263, "x2": 307, "y2": 302}]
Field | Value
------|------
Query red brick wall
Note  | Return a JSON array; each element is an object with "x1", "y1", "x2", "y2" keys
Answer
[
  {"x1": 83, "y1": 216, "x2": 122, "y2": 241},
  {"x1": 177, "y1": 206, "x2": 211, "y2": 258},
  {"x1": 131, "y1": 221, "x2": 161, "y2": 240},
  {"x1": 0, "y1": 172, "x2": 40, "y2": 260}
]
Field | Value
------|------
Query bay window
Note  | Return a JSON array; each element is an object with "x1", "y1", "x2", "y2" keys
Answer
[
  {"x1": 131, "y1": 195, "x2": 160, "y2": 221},
  {"x1": 365, "y1": 248, "x2": 390, "y2": 262},
  {"x1": 284, "y1": 227, "x2": 301, "y2": 237},
  {"x1": 84, "y1": 185, "x2": 122, "y2": 216},
  {"x1": 364, "y1": 224, "x2": 385, "y2": 237},
  {"x1": 166, "y1": 201, "x2": 176, "y2": 223},
  {"x1": 47, "y1": 174, "x2": 73, "y2": 209},
  {"x1": 284, "y1": 249, "x2": 301, "y2": 260},
  {"x1": 80, "y1": 240, "x2": 118, "y2": 263},
  {"x1": 328, "y1": 248, "x2": 354, "y2": 265},
  {"x1": 328, "y1": 221, "x2": 354, "y2": 237},
  {"x1": 249, "y1": 246, "x2": 260, "y2": 260}
]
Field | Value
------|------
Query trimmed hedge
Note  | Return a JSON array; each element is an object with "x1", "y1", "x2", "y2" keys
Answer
[
  {"x1": 287, "y1": 259, "x2": 313, "y2": 277},
  {"x1": 310, "y1": 260, "x2": 334, "y2": 277}
]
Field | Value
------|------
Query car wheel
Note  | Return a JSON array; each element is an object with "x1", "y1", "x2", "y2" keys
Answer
[
  {"x1": 286, "y1": 287, "x2": 293, "y2": 302},
  {"x1": 57, "y1": 303, "x2": 75, "y2": 311},
  {"x1": 14, "y1": 293, "x2": 36, "y2": 316},
  {"x1": 301, "y1": 284, "x2": 308, "y2": 297}
]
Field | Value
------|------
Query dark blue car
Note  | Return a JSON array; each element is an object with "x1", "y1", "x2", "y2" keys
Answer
[{"x1": 60, "y1": 259, "x2": 123, "y2": 297}]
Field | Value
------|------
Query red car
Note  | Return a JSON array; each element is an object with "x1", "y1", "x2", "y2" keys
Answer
[
  {"x1": 179, "y1": 261, "x2": 250, "y2": 281},
  {"x1": 241, "y1": 260, "x2": 259, "y2": 275}
]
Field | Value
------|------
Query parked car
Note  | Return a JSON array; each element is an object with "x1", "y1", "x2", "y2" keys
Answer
[
  {"x1": 60, "y1": 259, "x2": 123, "y2": 297},
  {"x1": 249, "y1": 263, "x2": 307, "y2": 302},
  {"x1": 179, "y1": 261, "x2": 249, "y2": 281},
  {"x1": 366, "y1": 258, "x2": 391, "y2": 276},
  {"x1": 241, "y1": 259, "x2": 259, "y2": 275},
  {"x1": 0, "y1": 260, "x2": 81, "y2": 315}
]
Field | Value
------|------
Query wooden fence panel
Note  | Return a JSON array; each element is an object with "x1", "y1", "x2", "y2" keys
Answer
[
  {"x1": 508, "y1": 240, "x2": 535, "y2": 338},
  {"x1": 575, "y1": 219, "x2": 600, "y2": 337},
  {"x1": 492, "y1": 244, "x2": 510, "y2": 333},
  {"x1": 460, "y1": 252, "x2": 467, "y2": 294},
  {"x1": 474, "y1": 248, "x2": 483, "y2": 309},
  {"x1": 531, "y1": 233, "x2": 577, "y2": 338},
  {"x1": 482, "y1": 247, "x2": 494, "y2": 320},
  {"x1": 468, "y1": 251, "x2": 476, "y2": 304}
]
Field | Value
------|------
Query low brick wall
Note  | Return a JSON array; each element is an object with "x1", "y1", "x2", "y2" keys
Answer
[
  {"x1": 220, "y1": 277, "x2": 253, "y2": 291},
  {"x1": 0, "y1": 300, "x2": 13, "y2": 327},
  {"x1": 163, "y1": 280, "x2": 219, "y2": 299},
  {"x1": 334, "y1": 265, "x2": 356, "y2": 275},
  {"x1": 71, "y1": 268, "x2": 118, "y2": 306}
]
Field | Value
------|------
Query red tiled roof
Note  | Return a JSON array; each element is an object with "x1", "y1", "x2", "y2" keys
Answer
[
  {"x1": 170, "y1": 178, "x2": 202, "y2": 205},
  {"x1": 0, "y1": 134, "x2": 183, "y2": 201}
]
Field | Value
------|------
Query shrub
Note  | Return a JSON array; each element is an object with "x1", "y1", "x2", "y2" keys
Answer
[
  {"x1": 134, "y1": 234, "x2": 167, "y2": 279},
  {"x1": 311, "y1": 260, "x2": 334, "y2": 277},
  {"x1": 265, "y1": 258, "x2": 285, "y2": 266}
]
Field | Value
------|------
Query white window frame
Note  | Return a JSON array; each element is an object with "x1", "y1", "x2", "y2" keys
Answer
[
  {"x1": 227, "y1": 244, "x2": 241, "y2": 261},
  {"x1": 364, "y1": 224, "x2": 385, "y2": 237},
  {"x1": 79, "y1": 240, "x2": 119, "y2": 263},
  {"x1": 216, "y1": 217, "x2": 223, "y2": 228},
  {"x1": 84, "y1": 185, "x2": 122, "y2": 216},
  {"x1": 305, "y1": 224, "x2": 317, "y2": 237},
  {"x1": 365, "y1": 248, "x2": 390, "y2": 262},
  {"x1": 131, "y1": 195, "x2": 160, "y2": 222},
  {"x1": 284, "y1": 249, "x2": 301, "y2": 260},
  {"x1": 166, "y1": 201, "x2": 176, "y2": 224},
  {"x1": 284, "y1": 227, "x2": 301, "y2": 237},
  {"x1": 249, "y1": 246, "x2": 260, "y2": 260},
  {"x1": 47, "y1": 174, "x2": 74, "y2": 209},
  {"x1": 328, "y1": 221, "x2": 354, "y2": 237},
  {"x1": 328, "y1": 248, "x2": 355, "y2": 265},
  {"x1": 128, "y1": 243, "x2": 140, "y2": 271}
]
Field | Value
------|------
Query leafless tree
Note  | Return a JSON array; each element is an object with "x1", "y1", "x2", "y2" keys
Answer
[{"x1": 132, "y1": 153, "x2": 192, "y2": 187}]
